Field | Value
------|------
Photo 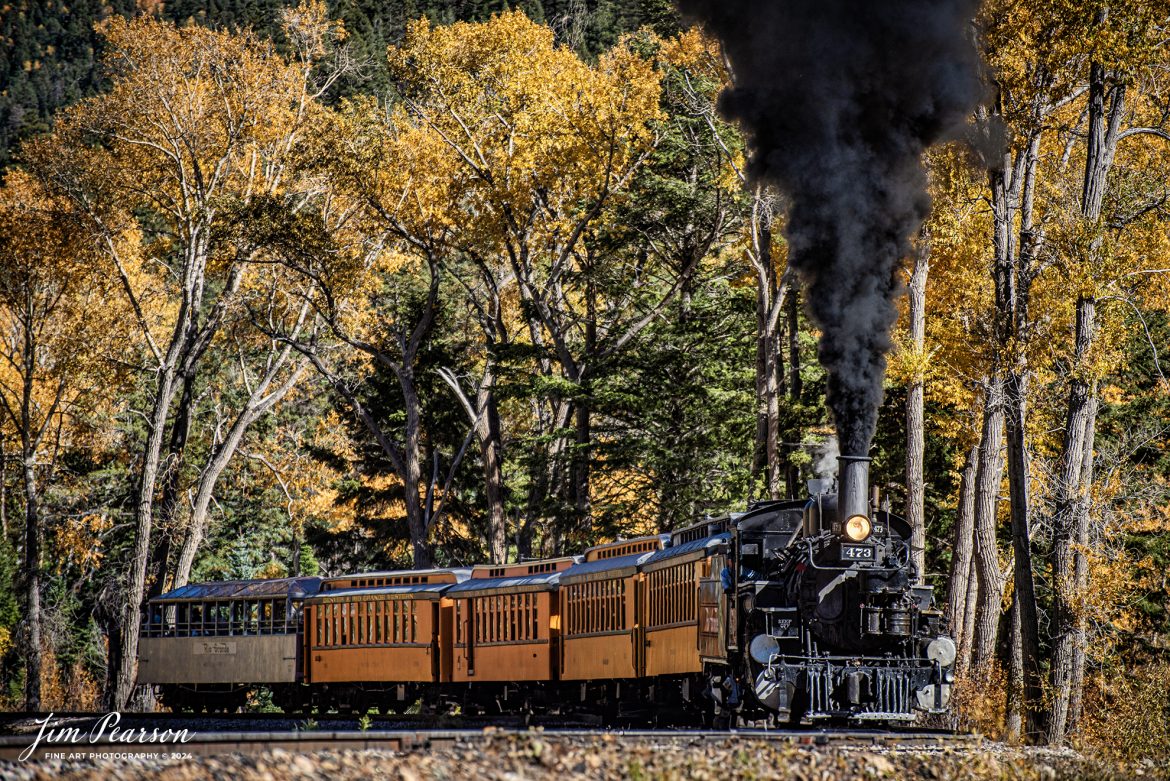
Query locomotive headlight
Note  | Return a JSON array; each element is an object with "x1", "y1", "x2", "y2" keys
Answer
[
  {"x1": 843, "y1": 514, "x2": 872, "y2": 542},
  {"x1": 927, "y1": 636, "x2": 958, "y2": 667}
]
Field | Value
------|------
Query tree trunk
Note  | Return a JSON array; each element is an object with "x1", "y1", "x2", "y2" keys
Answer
[
  {"x1": 752, "y1": 256, "x2": 769, "y2": 498},
  {"x1": 1048, "y1": 53, "x2": 1123, "y2": 744},
  {"x1": 766, "y1": 326, "x2": 783, "y2": 501},
  {"x1": 972, "y1": 376, "x2": 1006, "y2": 670},
  {"x1": 1068, "y1": 392, "x2": 1097, "y2": 734},
  {"x1": 960, "y1": 550, "x2": 980, "y2": 675},
  {"x1": 477, "y1": 365, "x2": 507, "y2": 564},
  {"x1": 749, "y1": 207, "x2": 786, "y2": 501},
  {"x1": 1, "y1": 438, "x2": 7, "y2": 539},
  {"x1": 948, "y1": 442, "x2": 978, "y2": 664},
  {"x1": 21, "y1": 450, "x2": 41, "y2": 711},
  {"x1": 114, "y1": 365, "x2": 179, "y2": 708},
  {"x1": 571, "y1": 399, "x2": 592, "y2": 531},
  {"x1": 1005, "y1": 592, "x2": 1024, "y2": 743},
  {"x1": 1048, "y1": 296, "x2": 1097, "y2": 743},
  {"x1": 402, "y1": 367, "x2": 434, "y2": 569},
  {"x1": 147, "y1": 372, "x2": 197, "y2": 600},
  {"x1": 1005, "y1": 365, "x2": 1043, "y2": 739},
  {"x1": 785, "y1": 287, "x2": 802, "y2": 499},
  {"x1": 905, "y1": 231, "x2": 929, "y2": 578}
]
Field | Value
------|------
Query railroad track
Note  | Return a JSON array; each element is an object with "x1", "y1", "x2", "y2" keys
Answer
[{"x1": 0, "y1": 716, "x2": 978, "y2": 762}]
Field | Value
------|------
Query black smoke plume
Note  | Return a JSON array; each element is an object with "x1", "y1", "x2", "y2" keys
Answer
[{"x1": 677, "y1": 0, "x2": 983, "y2": 455}]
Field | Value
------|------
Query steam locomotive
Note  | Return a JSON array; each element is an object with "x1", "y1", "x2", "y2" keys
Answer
[{"x1": 137, "y1": 456, "x2": 954, "y2": 725}]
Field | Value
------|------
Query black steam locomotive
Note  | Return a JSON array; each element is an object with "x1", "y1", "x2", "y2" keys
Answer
[
  {"x1": 139, "y1": 456, "x2": 954, "y2": 725},
  {"x1": 720, "y1": 455, "x2": 954, "y2": 724}
]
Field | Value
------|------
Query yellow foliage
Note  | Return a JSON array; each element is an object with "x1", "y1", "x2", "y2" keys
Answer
[
  {"x1": 54, "y1": 514, "x2": 112, "y2": 572},
  {"x1": 38, "y1": 644, "x2": 103, "y2": 712},
  {"x1": 951, "y1": 663, "x2": 1009, "y2": 741},
  {"x1": 1080, "y1": 661, "x2": 1170, "y2": 765}
]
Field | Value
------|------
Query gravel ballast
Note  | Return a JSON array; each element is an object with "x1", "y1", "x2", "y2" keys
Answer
[{"x1": 1, "y1": 733, "x2": 1165, "y2": 781}]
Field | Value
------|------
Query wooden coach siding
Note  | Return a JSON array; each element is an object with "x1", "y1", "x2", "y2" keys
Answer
[
  {"x1": 640, "y1": 555, "x2": 707, "y2": 677},
  {"x1": 451, "y1": 590, "x2": 557, "y2": 683},
  {"x1": 138, "y1": 635, "x2": 300, "y2": 684},
  {"x1": 560, "y1": 571, "x2": 640, "y2": 680},
  {"x1": 308, "y1": 643, "x2": 436, "y2": 682},
  {"x1": 305, "y1": 594, "x2": 442, "y2": 683},
  {"x1": 141, "y1": 539, "x2": 729, "y2": 698}
]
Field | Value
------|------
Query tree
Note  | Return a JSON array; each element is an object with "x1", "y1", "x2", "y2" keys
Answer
[
  {"x1": 380, "y1": 12, "x2": 674, "y2": 549},
  {"x1": 0, "y1": 171, "x2": 121, "y2": 710},
  {"x1": 25, "y1": 2, "x2": 344, "y2": 707},
  {"x1": 1044, "y1": 3, "x2": 1170, "y2": 743}
]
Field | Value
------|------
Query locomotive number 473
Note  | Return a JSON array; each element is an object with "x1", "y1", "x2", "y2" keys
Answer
[{"x1": 840, "y1": 544, "x2": 874, "y2": 561}]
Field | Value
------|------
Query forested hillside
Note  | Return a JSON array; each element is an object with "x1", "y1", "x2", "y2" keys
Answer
[
  {"x1": 0, "y1": 0, "x2": 1168, "y2": 762},
  {"x1": 0, "y1": 0, "x2": 676, "y2": 165}
]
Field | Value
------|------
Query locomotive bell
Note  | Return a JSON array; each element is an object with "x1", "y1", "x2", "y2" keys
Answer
[{"x1": 838, "y1": 455, "x2": 872, "y2": 541}]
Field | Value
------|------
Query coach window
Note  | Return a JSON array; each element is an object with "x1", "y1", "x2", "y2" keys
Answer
[
  {"x1": 230, "y1": 601, "x2": 243, "y2": 635},
  {"x1": 145, "y1": 604, "x2": 161, "y2": 636}
]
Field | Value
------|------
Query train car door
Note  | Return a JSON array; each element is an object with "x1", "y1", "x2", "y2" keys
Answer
[
  {"x1": 633, "y1": 575, "x2": 646, "y2": 677},
  {"x1": 698, "y1": 554, "x2": 726, "y2": 661},
  {"x1": 465, "y1": 598, "x2": 476, "y2": 677}
]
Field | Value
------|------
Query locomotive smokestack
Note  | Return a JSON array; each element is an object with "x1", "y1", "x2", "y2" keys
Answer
[{"x1": 837, "y1": 456, "x2": 871, "y2": 522}]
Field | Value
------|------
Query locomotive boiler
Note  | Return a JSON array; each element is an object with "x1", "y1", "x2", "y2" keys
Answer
[{"x1": 138, "y1": 455, "x2": 955, "y2": 726}]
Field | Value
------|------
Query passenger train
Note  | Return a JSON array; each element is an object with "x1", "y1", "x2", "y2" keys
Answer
[{"x1": 137, "y1": 456, "x2": 956, "y2": 725}]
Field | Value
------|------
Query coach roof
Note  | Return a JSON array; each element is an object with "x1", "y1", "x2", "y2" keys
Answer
[
  {"x1": 150, "y1": 576, "x2": 322, "y2": 603},
  {"x1": 445, "y1": 571, "x2": 562, "y2": 597}
]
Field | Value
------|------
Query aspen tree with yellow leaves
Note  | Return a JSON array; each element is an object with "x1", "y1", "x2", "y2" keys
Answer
[
  {"x1": 23, "y1": 1, "x2": 347, "y2": 708},
  {"x1": 0, "y1": 172, "x2": 124, "y2": 711},
  {"x1": 383, "y1": 12, "x2": 671, "y2": 546}
]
